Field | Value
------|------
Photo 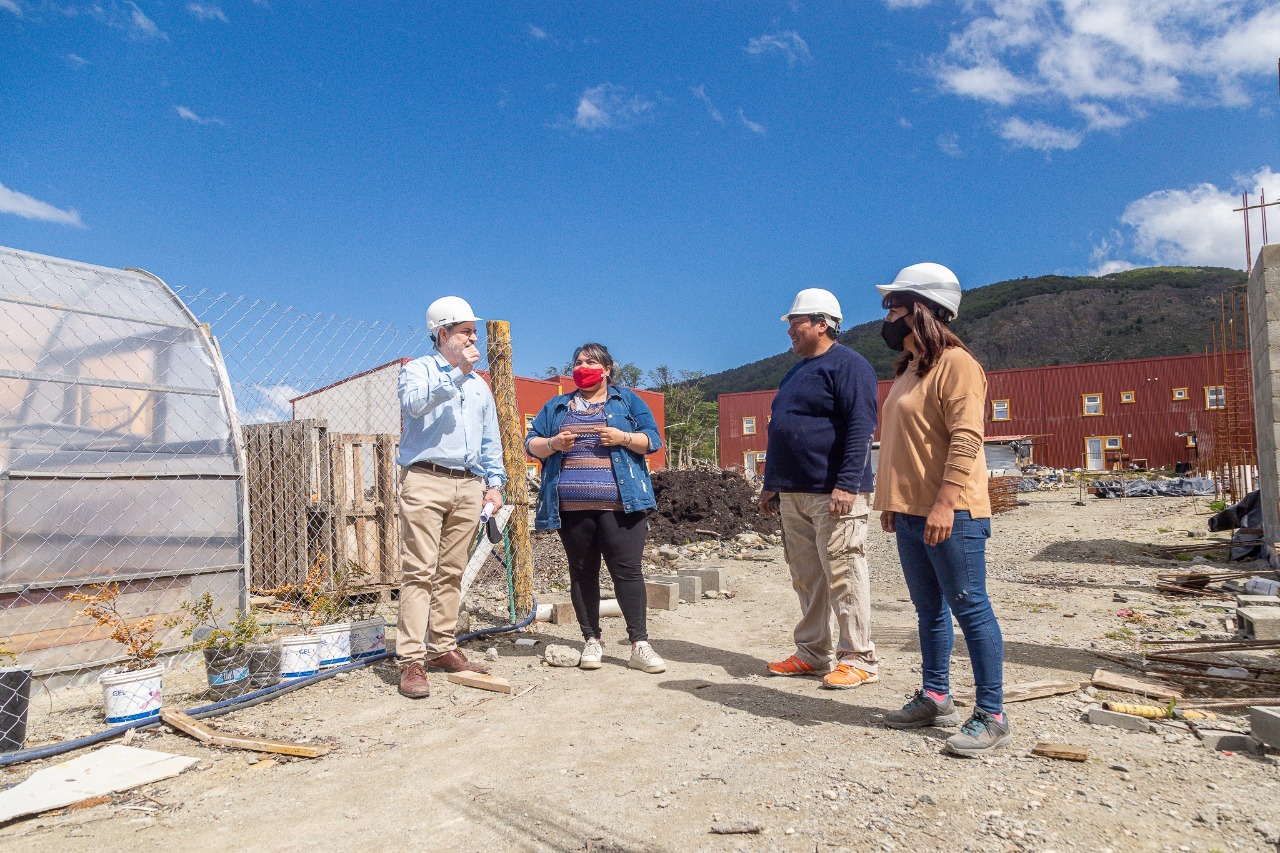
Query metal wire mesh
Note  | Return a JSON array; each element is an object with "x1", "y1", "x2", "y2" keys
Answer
[{"x1": 0, "y1": 248, "x2": 518, "y2": 739}]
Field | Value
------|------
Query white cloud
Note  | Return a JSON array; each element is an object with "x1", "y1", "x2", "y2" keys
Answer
[
  {"x1": 1089, "y1": 167, "x2": 1279, "y2": 271},
  {"x1": 898, "y1": 116, "x2": 912, "y2": 128},
  {"x1": 937, "y1": 61, "x2": 1037, "y2": 106},
  {"x1": 65, "y1": 53, "x2": 89, "y2": 69},
  {"x1": 572, "y1": 84, "x2": 654, "y2": 131},
  {"x1": 186, "y1": 2, "x2": 227, "y2": 22},
  {"x1": 738, "y1": 108, "x2": 765, "y2": 135},
  {"x1": 691, "y1": 85, "x2": 724, "y2": 123},
  {"x1": 998, "y1": 117, "x2": 1081, "y2": 152},
  {"x1": 936, "y1": 133, "x2": 961, "y2": 157},
  {"x1": 746, "y1": 30, "x2": 811, "y2": 64},
  {"x1": 527, "y1": 23, "x2": 547, "y2": 40},
  {"x1": 1, "y1": 0, "x2": 21, "y2": 17},
  {"x1": 176, "y1": 105, "x2": 224, "y2": 126},
  {"x1": 916, "y1": 1, "x2": 1280, "y2": 148},
  {"x1": 0, "y1": 181, "x2": 84, "y2": 227},
  {"x1": 884, "y1": 0, "x2": 931, "y2": 7},
  {"x1": 126, "y1": 2, "x2": 166, "y2": 40}
]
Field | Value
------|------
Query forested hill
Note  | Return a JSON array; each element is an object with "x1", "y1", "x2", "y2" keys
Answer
[{"x1": 701, "y1": 266, "x2": 1247, "y2": 398}]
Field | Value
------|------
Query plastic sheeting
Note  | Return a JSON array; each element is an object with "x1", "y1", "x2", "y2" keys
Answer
[
  {"x1": 0, "y1": 246, "x2": 244, "y2": 588},
  {"x1": 1092, "y1": 477, "x2": 1215, "y2": 498}
]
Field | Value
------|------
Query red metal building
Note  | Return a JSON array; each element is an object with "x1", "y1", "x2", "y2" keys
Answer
[{"x1": 719, "y1": 352, "x2": 1248, "y2": 473}]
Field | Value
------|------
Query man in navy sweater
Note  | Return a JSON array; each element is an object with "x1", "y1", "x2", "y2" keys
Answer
[{"x1": 758, "y1": 288, "x2": 881, "y2": 689}]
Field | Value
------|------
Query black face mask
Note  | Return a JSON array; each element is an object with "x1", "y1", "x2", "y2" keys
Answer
[{"x1": 880, "y1": 317, "x2": 910, "y2": 351}]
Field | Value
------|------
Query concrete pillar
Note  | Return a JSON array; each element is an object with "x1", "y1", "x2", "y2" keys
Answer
[{"x1": 1248, "y1": 244, "x2": 1280, "y2": 562}]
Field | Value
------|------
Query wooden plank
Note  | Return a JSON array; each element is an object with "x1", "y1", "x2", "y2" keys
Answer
[
  {"x1": 158, "y1": 707, "x2": 216, "y2": 742},
  {"x1": 160, "y1": 708, "x2": 330, "y2": 758},
  {"x1": 459, "y1": 504, "x2": 515, "y2": 598},
  {"x1": 1092, "y1": 668, "x2": 1183, "y2": 700},
  {"x1": 447, "y1": 671, "x2": 512, "y2": 694},
  {"x1": 376, "y1": 435, "x2": 398, "y2": 585},
  {"x1": 954, "y1": 679, "x2": 1083, "y2": 707},
  {"x1": 1032, "y1": 742, "x2": 1089, "y2": 762},
  {"x1": 0, "y1": 746, "x2": 198, "y2": 824}
]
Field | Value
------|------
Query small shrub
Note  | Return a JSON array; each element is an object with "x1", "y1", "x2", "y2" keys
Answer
[{"x1": 67, "y1": 583, "x2": 162, "y2": 672}]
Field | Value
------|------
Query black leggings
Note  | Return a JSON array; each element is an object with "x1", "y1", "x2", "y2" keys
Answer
[{"x1": 557, "y1": 510, "x2": 649, "y2": 643}]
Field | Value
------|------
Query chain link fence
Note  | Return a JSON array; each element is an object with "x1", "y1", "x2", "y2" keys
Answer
[{"x1": 0, "y1": 247, "x2": 520, "y2": 743}]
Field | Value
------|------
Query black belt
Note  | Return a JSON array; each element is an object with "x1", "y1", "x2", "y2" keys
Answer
[{"x1": 410, "y1": 460, "x2": 478, "y2": 480}]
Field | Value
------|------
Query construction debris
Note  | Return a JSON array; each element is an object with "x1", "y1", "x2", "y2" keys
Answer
[
  {"x1": 158, "y1": 708, "x2": 330, "y2": 758},
  {"x1": 0, "y1": 745, "x2": 197, "y2": 824},
  {"x1": 447, "y1": 672, "x2": 512, "y2": 694},
  {"x1": 1031, "y1": 742, "x2": 1089, "y2": 762},
  {"x1": 954, "y1": 679, "x2": 1081, "y2": 707},
  {"x1": 1091, "y1": 668, "x2": 1183, "y2": 700}
]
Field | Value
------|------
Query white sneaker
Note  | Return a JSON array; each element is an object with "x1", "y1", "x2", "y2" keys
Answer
[
  {"x1": 580, "y1": 638, "x2": 603, "y2": 670},
  {"x1": 629, "y1": 641, "x2": 666, "y2": 674}
]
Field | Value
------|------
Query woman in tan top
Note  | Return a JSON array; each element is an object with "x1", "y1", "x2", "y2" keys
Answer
[{"x1": 872, "y1": 263, "x2": 1009, "y2": 757}]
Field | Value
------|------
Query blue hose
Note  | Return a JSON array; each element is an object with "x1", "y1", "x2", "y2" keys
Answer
[{"x1": 0, "y1": 596, "x2": 537, "y2": 768}]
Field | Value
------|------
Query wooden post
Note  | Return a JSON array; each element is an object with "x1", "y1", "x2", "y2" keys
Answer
[{"x1": 486, "y1": 320, "x2": 534, "y2": 615}]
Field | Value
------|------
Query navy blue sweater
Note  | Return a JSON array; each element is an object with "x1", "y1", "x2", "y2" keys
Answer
[{"x1": 762, "y1": 343, "x2": 878, "y2": 494}]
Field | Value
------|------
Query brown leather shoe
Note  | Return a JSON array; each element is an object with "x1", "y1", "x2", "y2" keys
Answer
[
  {"x1": 398, "y1": 662, "x2": 431, "y2": 698},
  {"x1": 427, "y1": 649, "x2": 489, "y2": 674}
]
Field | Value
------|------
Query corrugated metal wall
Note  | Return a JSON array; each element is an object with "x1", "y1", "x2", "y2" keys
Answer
[{"x1": 719, "y1": 352, "x2": 1249, "y2": 471}]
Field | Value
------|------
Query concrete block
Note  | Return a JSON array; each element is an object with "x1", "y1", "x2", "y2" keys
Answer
[
  {"x1": 1236, "y1": 594, "x2": 1280, "y2": 608},
  {"x1": 652, "y1": 574, "x2": 701, "y2": 602},
  {"x1": 1237, "y1": 606, "x2": 1280, "y2": 640},
  {"x1": 1201, "y1": 731, "x2": 1260, "y2": 754},
  {"x1": 678, "y1": 566, "x2": 725, "y2": 593},
  {"x1": 549, "y1": 602, "x2": 577, "y2": 625},
  {"x1": 1087, "y1": 706, "x2": 1154, "y2": 733},
  {"x1": 1249, "y1": 706, "x2": 1280, "y2": 750},
  {"x1": 645, "y1": 581, "x2": 679, "y2": 611}
]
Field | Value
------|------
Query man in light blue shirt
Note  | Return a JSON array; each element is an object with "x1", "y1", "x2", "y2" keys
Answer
[{"x1": 395, "y1": 296, "x2": 506, "y2": 699}]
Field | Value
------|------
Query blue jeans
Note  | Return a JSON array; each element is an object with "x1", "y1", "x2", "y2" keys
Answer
[{"x1": 895, "y1": 511, "x2": 1004, "y2": 714}]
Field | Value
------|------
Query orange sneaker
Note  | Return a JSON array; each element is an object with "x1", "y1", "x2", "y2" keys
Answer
[
  {"x1": 767, "y1": 654, "x2": 824, "y2": 677},
  {"x1": 822, "y1": 663, "x2": 879, "y2": 690}
]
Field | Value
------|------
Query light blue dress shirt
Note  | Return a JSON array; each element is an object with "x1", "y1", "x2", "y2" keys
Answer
[{"x1": 396, "y1": 350, "x2": 507, "y2": 490}]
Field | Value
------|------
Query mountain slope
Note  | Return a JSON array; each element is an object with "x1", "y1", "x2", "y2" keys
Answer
[{"x1": 702, "y1": 266, "x2": 1246, "y2": 397}]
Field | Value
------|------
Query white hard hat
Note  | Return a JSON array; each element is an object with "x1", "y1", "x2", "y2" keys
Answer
[
  {"x1": 781, "y1": 288, "x2": 842, "y2": 325},
  {"x1": 876, "y1": 263, "x2": 962, "y2": 319},
  {"x1": 425, "y1": 296, "x2": 482, "y2": 333}
]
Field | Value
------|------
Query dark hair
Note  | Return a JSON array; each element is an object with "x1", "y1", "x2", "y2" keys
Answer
[
  {"x1": 804, "y1": 314, "x2": 839, "y2": 340},
  {"x1": 882, "y1": 293, "x2": 973, "y2": 378},
  {"x1": 572, "y1": 342, "x2": 615, "y2": 381}
]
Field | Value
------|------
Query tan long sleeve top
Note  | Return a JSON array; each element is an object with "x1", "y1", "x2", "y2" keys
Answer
[{"x1": 872, "y1": 347, "x2": 991, "y2": 518}]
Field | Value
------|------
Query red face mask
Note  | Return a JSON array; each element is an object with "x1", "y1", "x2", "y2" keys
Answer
[{"x1": 572, "y1": 366, "x2": 605, "y2": 389}]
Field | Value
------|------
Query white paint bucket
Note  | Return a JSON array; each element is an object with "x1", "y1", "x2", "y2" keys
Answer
[
  {"x1": 313, "y1": 622, "x2": 352, "y2": 668},
  {"x1": 279, "y1": 634, "x2": 321, "y2": 680},
  {"x1": 349, "y1": 618, "x2": 386, "y2": 659},
  {"x1": 99, "y1": 664, "x2": 164, "y2": 724},
  {"x1": 534, "y1": 603, "x2": 553, "y2": 623}
]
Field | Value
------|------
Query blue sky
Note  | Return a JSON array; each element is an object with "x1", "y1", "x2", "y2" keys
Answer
[{"x1": 2, "y1": 1, "x2": 1279, "y2": 378}]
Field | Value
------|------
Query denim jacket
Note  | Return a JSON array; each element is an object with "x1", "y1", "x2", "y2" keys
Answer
[{"x1": 525, "y1": 385, "x2": 664, "y2": 530}]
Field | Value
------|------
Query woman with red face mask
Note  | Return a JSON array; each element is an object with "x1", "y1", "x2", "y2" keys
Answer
[{"x1": 525, "y1": 343, "x2": 666, "y2": 673}]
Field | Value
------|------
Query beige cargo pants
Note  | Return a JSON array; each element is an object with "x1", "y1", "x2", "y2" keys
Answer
[
  {"x1": 395, "y1": 466, "x2": 483, "y2": 665},
  {"x1": 779, "y1": 492, "x2": 880, "y2": 672}
]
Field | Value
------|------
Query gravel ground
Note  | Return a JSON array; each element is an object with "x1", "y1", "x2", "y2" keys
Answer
[{"x1": 3, "y1": 490, "x2": 1280, "y2": 852}]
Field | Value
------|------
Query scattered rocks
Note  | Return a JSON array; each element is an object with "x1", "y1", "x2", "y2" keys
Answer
[
  {"x1": 543, "y1": 645, "x2": 581, "y2": 667},
  {"x1": 710, "y1": 820, "x2": 763, "y2": 835},
  {"x1": 484, "y1": 647, "x2": 499, "y2": 662}
]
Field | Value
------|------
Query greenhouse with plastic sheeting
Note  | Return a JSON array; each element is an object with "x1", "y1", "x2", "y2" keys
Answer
[{"x1": 0, "y1": 246, "x2": 245, "y2": 684}]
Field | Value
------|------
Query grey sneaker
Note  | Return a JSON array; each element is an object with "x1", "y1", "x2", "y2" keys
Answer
[
  {"x1": 629, "y1": 641, "x2": 666, "y2": 673},
  {"x1": 580, "y1": 637, "x2": 603, "y2": 670},
  {"x1": 883, "y1": 690, "x2": 960, "y2": 729},
  {"x1": 945, "y1": 707, "x2": 1012, "y2": 756}
]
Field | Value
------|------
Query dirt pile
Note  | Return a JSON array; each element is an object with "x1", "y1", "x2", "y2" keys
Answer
[{"x1": 647, "y1": 468, "x2": 779, "y2": 545}]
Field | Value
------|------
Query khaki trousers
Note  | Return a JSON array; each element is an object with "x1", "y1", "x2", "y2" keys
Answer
[
  {"x1": 779, "y1": 492, "x2": 879, "y2": 672},
  {"x1": 395, "y1": 466, "x2": 483, "y2": 664}
]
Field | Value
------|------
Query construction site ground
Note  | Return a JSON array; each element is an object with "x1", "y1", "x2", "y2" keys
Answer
[{"x1": 5, "y1": 490, "x2": 1280, "y2": 852}]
